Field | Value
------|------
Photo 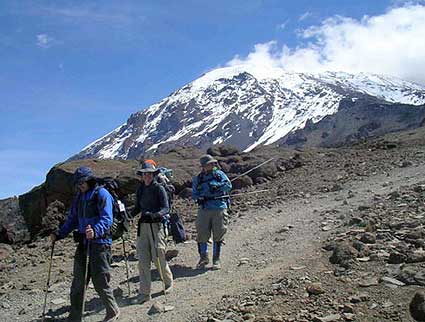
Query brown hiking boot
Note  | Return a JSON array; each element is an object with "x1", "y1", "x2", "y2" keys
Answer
[{"x1": 196, "y1": 255, "x2": 209, "y2": 269}]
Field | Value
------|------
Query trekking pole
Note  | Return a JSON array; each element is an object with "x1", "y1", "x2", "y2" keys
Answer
[
  {"x1": 122, "y1": 237, "x2": 131, "y2": 296},
  {"x1": 149, "y1": 223, "x2": 167, "y2": 300},
  {"x1": 230, "y1": 158, "x2": 274, "y2": 182},
  {"x1": 81, "y1": 241, "x2": 90, "y2": 321},
  {"x1": 215, "y1": 189, "x2": 270, "y2": 200},
  {"x1": 41, "y1": 240, "x2": 55, "y2": 322}
]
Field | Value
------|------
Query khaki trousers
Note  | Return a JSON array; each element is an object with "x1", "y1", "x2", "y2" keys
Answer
[
  {"x1": 196, "y1": 208, "x2": 228, "y2": 243},
  {"x1": 136, "y1": 222, "x2": 173, "y2": 295}
]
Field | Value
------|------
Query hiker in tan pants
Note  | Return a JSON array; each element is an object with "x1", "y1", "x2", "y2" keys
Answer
[{"x1": 131, "y1": 161, "x2": 174, "y2": 304}]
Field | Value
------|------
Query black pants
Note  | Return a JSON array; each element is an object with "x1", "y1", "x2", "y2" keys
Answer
[{"x1": 69, "y1": 243, "x2": 119, "y2": 321}]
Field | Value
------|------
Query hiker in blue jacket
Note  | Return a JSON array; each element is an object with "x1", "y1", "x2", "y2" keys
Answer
[
  {"x1": 50, "y1": 167, "x2": 120, "y2": 322},
  {"x1": 192, "y1": 154, "x2": 232, "y2": 270}
]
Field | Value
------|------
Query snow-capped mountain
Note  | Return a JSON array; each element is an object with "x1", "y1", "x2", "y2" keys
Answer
[{"x1": 71, "y1": 66, "x2": 425, "y2": 160}]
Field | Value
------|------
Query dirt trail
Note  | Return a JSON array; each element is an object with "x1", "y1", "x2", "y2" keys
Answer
[{"x1": 3, "y1": 160, "x2": 424, "y2": 322}]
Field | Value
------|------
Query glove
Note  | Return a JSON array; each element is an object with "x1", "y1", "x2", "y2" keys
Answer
[
  {"x1": 208, "y1": 182, "x2": 220, "y2": 193},
  {"x1": 197, "y1": 196, "x2": 205, "y2": 205},
  {"x1": 150, "y1": 212, "x2": 162, "y2": 220},
  {"x1": 141, "y1": 211, "x2": 162, "y2": 222}
]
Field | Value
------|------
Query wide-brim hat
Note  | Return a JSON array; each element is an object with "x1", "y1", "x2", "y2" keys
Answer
[
  {"x1": 137, "y1": 161, "x2": 159, "y2": 175},
  {"x1": 200, "y1": 154, "x2": 218, "y2": 167}
]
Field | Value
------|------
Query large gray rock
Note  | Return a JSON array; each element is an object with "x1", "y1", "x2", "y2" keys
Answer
[
  {"x1": 0, "y1": 197, "x2": 30, "y2": 244},
  {"x1": 410, "y1": 291, "x2": 425, "y2": 321}
]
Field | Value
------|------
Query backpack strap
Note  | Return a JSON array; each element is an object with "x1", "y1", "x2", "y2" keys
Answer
[{"x1": 92, "y1": 185, "x2": 113, "y2": 239}]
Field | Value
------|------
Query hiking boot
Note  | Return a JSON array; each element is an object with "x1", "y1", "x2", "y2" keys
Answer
[
  {"x1": 102, "y1": 309, "x2": 120, "y2": 322},
  {"x1": 165, "y1": 249, "x2": 179, "y2": 261},
  {"x1": 164, "y1": 283, "x2": 173, "y2": 294},
  {"x1": 130, "y1": 293, "x2": 151, "y2": 305},
  {"x1": 212, "y1": 258, "x2": 221, "y2": 270},
  {"x1": 196, "y1": 255, "x2": 209, "y2": 269},
  {"x1": 66, "y1": 314, "x2": 82, "y2": 322}
]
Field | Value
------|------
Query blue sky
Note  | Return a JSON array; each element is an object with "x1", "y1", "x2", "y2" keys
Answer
[{"x1": 0, "y1": 0, "x2": 423, "y2": 198}]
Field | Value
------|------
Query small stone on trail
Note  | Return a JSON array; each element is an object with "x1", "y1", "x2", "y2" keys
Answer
[
  {"x1": 312, "y1": 313, "x2": 341, "y2": 322},
  {"x1": 380, "y1": 276, "x2": 405, "y2": 287},
  {"x1": 147, "y1": 301, "x2": 174, "y2": 314},
  {"x1": 359, "y1": 278, "x2": 379, "y2": 287},
  {"x1": 306, "y1": 282, "x2": 325, "y2": 295},
  {"x1": 238, "y1": 258, "x2": 250, "y2": 266}
]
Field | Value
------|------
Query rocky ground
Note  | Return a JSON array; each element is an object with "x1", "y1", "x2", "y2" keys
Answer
[{"x1": 2, "y1": 127, "x2": 425, "y2": 321}]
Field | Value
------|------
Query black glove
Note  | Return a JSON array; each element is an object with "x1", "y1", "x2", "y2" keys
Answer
[
  {"x1": 141, "y1": 211, "x2": 162, "y2": 222},
  {"x1": 197, "y1": 196, "x2": 205, "y2": 205},
  {"x1": 208, "y1": 182, "x2": 220, "y2": 193},
  {"x1": 150, "y1": 212, "x2": 162, "y2": 220}
]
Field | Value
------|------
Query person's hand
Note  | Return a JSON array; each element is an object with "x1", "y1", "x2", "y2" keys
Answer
[
  {"x1": 50, "y1": 233, "x2": 57, "y2": 244},
  {"x1": 208, "y1": 183, "x2": 220, "y2": 193},
  {"x1": 85, "y1": 225, "x2": 95, "y2": 240},
  {"x1": 151, "y1": 212, "x2": 162, "y2": 220},
  {"x1": 197, "y1": 196, "x2": 205, "y2": 205}
]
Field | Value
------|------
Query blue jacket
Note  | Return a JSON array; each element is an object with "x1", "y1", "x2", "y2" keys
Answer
[
  {"x1": 192, "y1": 169, "x2": 232, "y2": 209},
  {"x1": 57, "y1": 186, "x2": 114, "y2": 245}
]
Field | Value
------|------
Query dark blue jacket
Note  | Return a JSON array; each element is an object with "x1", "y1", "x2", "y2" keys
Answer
[
  {"x1": 57, "y1": 186, "x2": 113, "y2": 245},
  {"x1": 192, "y1": 169, "x2": 232, "y2": 209}
]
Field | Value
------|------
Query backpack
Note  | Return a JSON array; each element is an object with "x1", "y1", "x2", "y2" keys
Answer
[
  {"x1": 155, "y1": 168, "x2": 187, "y2": 243},
  {"x1": 156, "y1": 168, "x2": 175, "y2": 208},
  {"x1": 95, "y1": 178, "x2": 131, "y2": 241},
  {"x1": 168, "y1": 212, "x2": 186, "y2": 244}
]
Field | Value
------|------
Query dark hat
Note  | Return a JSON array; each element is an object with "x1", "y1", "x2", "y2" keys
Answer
[
  {"x1": 137, "y1": 161, "x2": 159, "y2": 175},
  {"x1": 200, "y1": 154, "x2": 218, "y2": 167},
  {"x1": 74, "y1": 167, "x2": 94, "y2": 185}
]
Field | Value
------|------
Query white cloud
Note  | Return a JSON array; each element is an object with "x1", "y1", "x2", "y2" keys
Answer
[
  {"x1": 36, "y1": 33, "x2": 54, "y2": 48},
  {"x1": 226, "y1": 5, "x2": 425, "y2": 84},
  {"x1": 299, "y1": 11, "x2": 312, "y2": 21},
  {"x1": 276, "y1": 19, "x2": 290, "y2": 30}
]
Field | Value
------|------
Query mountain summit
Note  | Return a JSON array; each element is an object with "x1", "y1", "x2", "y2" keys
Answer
[{"x1": 71, "y1": 66, "x2": 425, "y2": 160}]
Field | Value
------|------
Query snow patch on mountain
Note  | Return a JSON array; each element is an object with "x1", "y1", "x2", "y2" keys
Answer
[{"x1": 72, "y1": 66, "x2": 425, "y2": 161}]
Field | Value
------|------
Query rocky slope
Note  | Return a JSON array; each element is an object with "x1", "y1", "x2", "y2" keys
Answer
[
  {"x1": 71, "y1": 66, "x2": 425, "y2": 160},
  {"x1": 0, "y1": 144, "x2": 302, "y2": 244},
  {"x1": 1, "y1": 126, "x2": 425, "y2": 321}
]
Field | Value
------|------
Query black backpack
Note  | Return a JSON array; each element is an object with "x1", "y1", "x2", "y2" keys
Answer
[
  {"x1": 168, "y1": 212, "x2": 186, "y2": 244},
  {"x1": 155, "y1": 169, "x2": 187, "y2": 243},
  {"x1": 95, "y1": 178, "x2": 131, "y2": 241}
]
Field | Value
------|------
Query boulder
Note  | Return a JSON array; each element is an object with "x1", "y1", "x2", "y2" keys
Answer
[
  {"x1": 329, "y1": 243, "x2": 359, "y2": 268},
  {"x1": 360, "y1": 232, "x2": 376, "y2": 244},
  {"x1": 206, "y1": 145, "x2": 240, "y2": 157},
  {"x1": 388, "y1": 252, "x2": 407, "y2": 264},
  {"x1": 246, "y1": 161, "x2": 278, "y2": 180},
  {"x1": 232, "y1": 176, "x2": 253, "y2": 190},
  {"x1": 0, "y1": 197, "x2": 30, "y2": 244},
  {"x1": 178, "y1": 187, "x2": 193, "y2": 199},
  {"x1": 254, "y1": 177, "x2": 268, "y2": 185},
  {"x1": 218, "y1": 161, "x2": 231, "y2": 173},
  {"x1": 410, "y1": 291, "x2": 425, "y2": 321}
]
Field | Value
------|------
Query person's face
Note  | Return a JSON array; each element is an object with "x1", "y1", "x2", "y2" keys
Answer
[
  {"x1": 202, "y1": 163, "x2": 215, "y2": 172},
  {"x1": 77, "y1": 181, "x2": 89, "y2": 193},
  {"x1": 141, "y1": 172, "x2": 154, "y2": 185}
]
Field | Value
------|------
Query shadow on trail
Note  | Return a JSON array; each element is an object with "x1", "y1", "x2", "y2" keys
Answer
[
  {"x1": 126, "y1": 263, "x2": 207, "y2": 285},
  {"x1": 40, "y1": 288, "x2": 127, "y2": 322}
]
